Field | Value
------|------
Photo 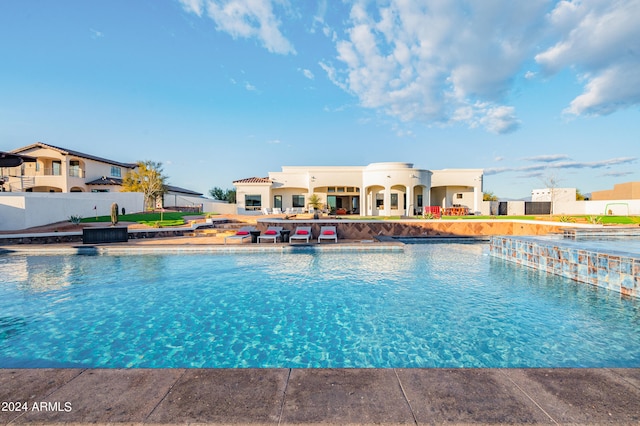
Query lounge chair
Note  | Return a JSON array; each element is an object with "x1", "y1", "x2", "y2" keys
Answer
[
  {"x1": 224, "y1": 226, "x2": 256, "y2": 244},
  {"x1": 261, "y1": 207, "x2": 271, "y2": 215},
  {"x1": 317, "y1": 226, "x2": 337, "y2": 243},
  {"x1": 289, "y1": 226, "x2": 312, "y2": 243},
  {"x1": 272, "y1": 207, "x2": 282, "y2": 215},
  {"x1": 257, "y1": 226, "x2": 283, "y2": 243}
]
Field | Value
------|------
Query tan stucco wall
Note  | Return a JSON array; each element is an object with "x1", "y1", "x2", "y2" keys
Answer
[{"x1": 591, "y1": 182, "x2": 640, "y2": 200}]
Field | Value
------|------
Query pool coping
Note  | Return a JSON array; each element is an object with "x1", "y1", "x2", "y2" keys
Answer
[
  {"x1": 0, "y1": 240, "x2": 405, "y2": 255},
  {"x1": 1, "y1": 368, "x2": 639, "y2": 425}
]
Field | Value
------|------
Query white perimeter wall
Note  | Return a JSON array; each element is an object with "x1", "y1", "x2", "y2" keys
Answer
[
  {"x1": 0, "y1": 192, "x2": 145, "y2": 231},
  {"x1": 554, "y1": 199, "x2": 640, "y2": 216},
  {"x1": 162, "y1": 193, "x2": 236, "y2": 215}
]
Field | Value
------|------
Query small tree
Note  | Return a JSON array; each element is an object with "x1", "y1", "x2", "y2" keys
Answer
[
  {"x1": 576, "y1": 189, "x2": 586, "y2": 201},
  {"x1": 209, "y1": 187, "x2": 236, "y2": 203},
  {"x1": 540, "y1": 173, "x2": 561, "y2": 216},
  {"x1": 483, "y1": 191, "x2": 498, "y2": 201},
  {"x1": 122, "y1": 161, "x2": 168, "y2": 211},
  {"x1": 209, "y1": 187, "x2": 226, "y2": 200},
  {"x1": 308, "y1": 194, "x2": 323, "y2": 209}
]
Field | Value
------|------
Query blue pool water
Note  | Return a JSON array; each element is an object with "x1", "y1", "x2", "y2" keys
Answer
[{"x1": 1, "y1": 244, "x2": 639, "y2": 368}]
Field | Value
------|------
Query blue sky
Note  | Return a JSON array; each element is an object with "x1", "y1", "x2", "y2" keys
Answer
[{"x1": 1, "y1": 0, "x2": 638, "y2": 199}]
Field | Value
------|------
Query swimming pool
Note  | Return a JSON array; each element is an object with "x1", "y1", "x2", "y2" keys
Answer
[{"x1": 1, "y1": 244, "x2": 639, "y2": 368}]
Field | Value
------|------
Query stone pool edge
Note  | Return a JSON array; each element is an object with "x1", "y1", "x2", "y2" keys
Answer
[{"x1": 490, "y1": 235, "x2": 640, "y2": 299}]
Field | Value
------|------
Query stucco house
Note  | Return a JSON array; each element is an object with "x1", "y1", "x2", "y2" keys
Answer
[
  {"x1": 3, "y1": 142, "x2": 138, "y2": 193},
  {"x1": 233, "y1": 162, "x2": 483, "y2": 216},
  {"x1": 1, "y1": 142, "x2": 203, "y2": 202}
]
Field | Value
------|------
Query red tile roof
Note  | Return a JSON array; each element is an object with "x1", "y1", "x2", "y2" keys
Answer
[{"x1": 233, "y1": 177, "x2": 272, "y2": 184}]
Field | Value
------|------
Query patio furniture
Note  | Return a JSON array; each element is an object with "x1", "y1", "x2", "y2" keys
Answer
[
  {"x1": 423, "y1": 206, "x2": 442, "y2": 218},
  {"x1": 249, "y1": 230, "x2": 261, "y2": 243},
  {"x1": 257, "y1": 226, "x2": 283, "y2": 243},
  {"x1": 224, "y1": 226, "x2": 256, "y2": 244},
  {"x1": 289, "y1": 226, "x2": 312, "y2": 243},
  {"x1": 317, "y1": 226, "x2": 337, "y2": 243}
]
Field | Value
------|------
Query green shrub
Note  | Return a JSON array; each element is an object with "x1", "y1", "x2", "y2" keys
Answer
[
  {"x1": 68, "y1": 215, "x2": 82, "y2": 224},
  {"x1": 586, "y1": 216, "x2": 602, "y2": 224}
]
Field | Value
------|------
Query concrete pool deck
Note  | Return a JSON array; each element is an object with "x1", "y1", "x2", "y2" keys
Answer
[{"x1": 1, "y1": 368, "x2": 640, "y2": 425}]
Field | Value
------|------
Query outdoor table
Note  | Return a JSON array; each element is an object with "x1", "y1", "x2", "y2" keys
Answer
[
  {"x1": 249, "y1": 230, "x2": 261, "y2": 243},
  {"x1": 280, "y1": 229, "x2": 291, "y2": 243}
]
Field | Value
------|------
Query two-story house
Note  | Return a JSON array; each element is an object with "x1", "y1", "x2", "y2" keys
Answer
[{"x1": 4, "y1": 142, "x2": 137, "y2": 193}]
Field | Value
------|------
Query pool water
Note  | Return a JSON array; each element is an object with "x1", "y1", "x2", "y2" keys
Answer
[{"x1": 1, "y1": 244, "x2": 639, "y2": 368}]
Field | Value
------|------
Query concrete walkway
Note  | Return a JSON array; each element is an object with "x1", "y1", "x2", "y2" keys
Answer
[{"x1": 1, "y1": 368, "x2": 639, "y2": 425}]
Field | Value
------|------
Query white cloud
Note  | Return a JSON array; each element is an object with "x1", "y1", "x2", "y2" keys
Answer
[
  {"x1": 245, "y1": 82, "x2": 256, "y2": 91},
  {"x1": 181, "y1": 0, "x2": 295, "y2": 55},
  {"x1": 522, "y1": 154, "x2": 571, "y2": 162},
  {"x1": 178, "y1": 0, "x2": 204, "y2": 16},
  {"x1": 485, "y1": 156, "x2": 637, "y2": 175},
  {"x1": 300, "y1": 68, "x2": 314, "y2": 80},
  {"x1": 536, "y1": 0, "x2": 640, "y2": 116},
  {"x1": 90, "y1": 28, "x2": 104, "y2": 39},
  {"x1": 322, "y1": 0, "x2": 549, "y2": 134}
]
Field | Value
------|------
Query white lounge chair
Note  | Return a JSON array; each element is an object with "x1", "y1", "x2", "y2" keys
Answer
[
  {"x1": 224, "y1": 226, "x2": 256, "y2": 244},
  {"x1": 272, "y1": 207, "x2": 282, "y2": 215},
  {"x1": 289, "y1": 226, "x2": 312, "y2": 243},
  {"x1": 257, "y1": 226, "x2": 283, "y2": 243},
  {"x1": 317, "y1": 226, "x2": 337, "y2": 243},
  {"x1": 261, "y1": 207, "x2": 271, "y2": 215}
]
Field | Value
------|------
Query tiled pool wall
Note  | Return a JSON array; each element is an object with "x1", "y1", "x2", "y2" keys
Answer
[{"x1": 490, "y1": 236, "x2": 640, "y2": 298}]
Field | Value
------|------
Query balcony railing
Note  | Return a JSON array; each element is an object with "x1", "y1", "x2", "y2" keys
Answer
[
  {"x1": 20, "y1": 168, "x2": 85, "y2": 177},
  {"x1": 41, "y1": 168, "x2": 62, "y2": 176},
  {"x1": 69, "y1": 168, "x2": 85, "y2": 178}
]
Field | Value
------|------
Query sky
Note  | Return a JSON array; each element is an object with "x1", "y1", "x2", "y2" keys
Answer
[{"x1": 0, "y1": 0, "x2": 638, "y2": 200}]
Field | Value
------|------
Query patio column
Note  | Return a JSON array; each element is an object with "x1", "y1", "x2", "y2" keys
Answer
[
  {"x1": 359, "y1": 187, "x2": 365, "y2": 215},
  {"x1": 473, "y1": 186, "x2": 479, "y2": 213},
  {"x1": 405, "y1": 185, "x2": 412, "y2": 216},
  {"x1": 384, "y1": 186, "x2": 391, "y2": 216}
]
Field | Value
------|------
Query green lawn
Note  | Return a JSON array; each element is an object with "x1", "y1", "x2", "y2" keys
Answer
[
  {"x1": 574, "y1": 215, "x2": 640, "y2": 225},
  {"x1": 340, "y1": 214, "x2": 639, "y2": 225},
  {"x1": 80, "y1": 211, "x2": 207, "y2": 227}
]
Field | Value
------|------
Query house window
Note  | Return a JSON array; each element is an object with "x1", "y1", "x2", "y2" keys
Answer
[
  {"x1": 69, "y1": 160, "x2": 81, "y2": 177},
  {"x1": 456, "y1": 193, "x2": 463, "y2": 199},
  {"x1": 273, "y1": 195, "x2": 282, "y2": 209},
  {"x1": 327, "y1": 187, "x2": 335, "y2": 193},
  {"x1": 111, "y1": 166, "x2": 122, "y2": 177},
  {"x1": 245, "y1": 194, "x2": 261, "y2": 210},
  {"x1": 391, "y1": 193, "x2": 398, "y2": 209},
  {"x1": 292, "y1": 195, "x2": 305, "y2": 208},
  {"x1": 52, "y1": 161, "x2": 61, "y2": 176},
  {"x1": 417, "y1": 195, "x2": 423, "y2": 208},
  {"x1": 91, "y1": 189, "x2": 109, "y2": 193}
]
